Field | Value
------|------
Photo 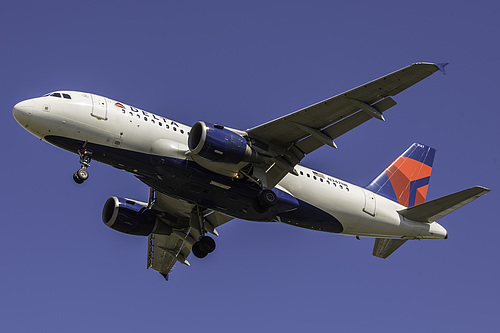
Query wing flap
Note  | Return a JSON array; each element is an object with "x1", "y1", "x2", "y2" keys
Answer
[
  {"x1": 296, "y1": 97, "x2": 397, "y2": 154},
  {"x1": 146, "y1": 189, "x2": 235, "y2": 278},
  {"x1": 398, "y1": 186, "x2": 490, "y2": 223},
  {"x1": 372, "y1": 238, "x2": 407, "y2": 259},
  {"x1": 148, "y1": 232, "x2": 190, "y2": 276}
]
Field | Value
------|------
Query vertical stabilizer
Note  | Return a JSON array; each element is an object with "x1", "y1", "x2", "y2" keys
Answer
[{"x1": 366, "y1": 143, "x2": 436, "y2": 207}]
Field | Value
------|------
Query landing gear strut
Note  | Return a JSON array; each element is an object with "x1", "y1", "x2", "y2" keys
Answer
[
  {"x1": 73, "y1": 148, "x2": 92, "y2": 184},
  {"x1": 190, "y1": 206, "x2": 217, "y2": 259}
]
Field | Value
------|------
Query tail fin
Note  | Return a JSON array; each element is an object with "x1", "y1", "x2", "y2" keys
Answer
[{"x1": 366, "y1": 143, "x2": 436, "y2": 207}]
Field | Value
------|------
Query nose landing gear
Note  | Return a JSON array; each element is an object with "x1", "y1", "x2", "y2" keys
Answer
[{"x1": 73, "y1": 148, "x2": 92, "y2": 184}]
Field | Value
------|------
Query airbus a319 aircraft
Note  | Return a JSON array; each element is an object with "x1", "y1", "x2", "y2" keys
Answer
[{"x1": 13, "y1": 62, "x2": 490, "y2": 280}]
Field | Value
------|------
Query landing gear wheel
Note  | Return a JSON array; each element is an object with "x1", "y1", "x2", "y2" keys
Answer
[
  {"x1": 258, "y1": 189, "x2": 278, "y2": 207},
  {"x1": 77, "y1": 169, "x2": 88, "y2": 181},
  {"x1": 192, "y1": 236, "x2": 216, "y2": 258},
  {"x1": 192, "y1": 242, "x2": 208, "y2": 259},
  {"x1": 73, "y1": 147, "x2": 93, "y2": 184},
  {"x1": 73, "y1": 172, "x2": 84, "y2": 184},
  {"x1": 73, "y1": 168, "x2": 88, "y2": 184},
  {"x1": 199, "y1": 236, "x2": 216, "y2": 253}
]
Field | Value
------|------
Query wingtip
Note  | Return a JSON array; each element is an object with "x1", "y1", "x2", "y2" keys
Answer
[
  {"x1": 435, "y1": 62, "x2": 449, "y2": 74},
  {"x1": 475, "y1": 186, "x2": 491, "y2": 193},
  {"x1": 412, "y1": 62, "x2": 449, "y2": 74}
]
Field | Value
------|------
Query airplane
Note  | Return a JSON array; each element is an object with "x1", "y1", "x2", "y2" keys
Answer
[{"x1": 12, "y1": 62, "x2": 490, "y2": 280}]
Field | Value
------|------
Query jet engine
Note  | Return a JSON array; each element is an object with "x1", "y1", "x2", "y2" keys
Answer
[
  {"x1": 102, "y1": 197, "x2": 169, "y2": 236},
  {"x1": 188, "y1": 121, "x2": 263, "y2": 164}
]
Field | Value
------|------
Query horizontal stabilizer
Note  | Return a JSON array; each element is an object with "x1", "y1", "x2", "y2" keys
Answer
[
  {"x1": 373, "y1": 238, "x2": 407, "y2": 259},
  {"x1": 398, "y1": 186, "x2": 490, "y2": 223}
]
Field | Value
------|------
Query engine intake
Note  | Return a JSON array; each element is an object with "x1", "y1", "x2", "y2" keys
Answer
[
  {"x1": 188, "y1": 121, "x2": 262, "y2": 164},
  {"x1": 102, "y1": 197, "x2": 162, "y2": 236}
]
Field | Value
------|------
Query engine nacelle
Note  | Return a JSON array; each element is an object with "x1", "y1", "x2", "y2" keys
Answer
[
  {"x1": 188, "y1": 121, "x2": 261, "y2": 164},
  {"x1": 102, "y1": 197, "x2": 165, "y2": 236}
]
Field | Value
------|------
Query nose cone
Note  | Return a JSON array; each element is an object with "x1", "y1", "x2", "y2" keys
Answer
[{"x1": 13, "y1": 99, "x2": 34, "y2": 127}]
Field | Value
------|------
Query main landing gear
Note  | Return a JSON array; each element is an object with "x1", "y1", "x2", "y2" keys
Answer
[
  {"x1": 190, "y1": 206, "x2": 217, "y2": 259},
  {"x1": 192, "y1": 236, "x2": 216, "y2": 259},
  {"x1": 253, "y1": 189, "x2": 278, "y2": 213},
  {"x1": 258, "y1": 189, "x2": 278, "y2": 207},
  {"x1": 73, "y1": 148, "x2": 92, "y2": 184}
]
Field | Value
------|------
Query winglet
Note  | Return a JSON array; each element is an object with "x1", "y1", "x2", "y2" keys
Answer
[
  {"x1": 435, "y1": 62, "x2": 449, "y2": 74},
  {"x1": 412, "y1": 62, "x2": 449, "y2": 74}
]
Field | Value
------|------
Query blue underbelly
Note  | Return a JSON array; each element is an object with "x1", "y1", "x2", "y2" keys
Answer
[{"x1": 45, "y1": 135, "x2": 343, "y2": 233}]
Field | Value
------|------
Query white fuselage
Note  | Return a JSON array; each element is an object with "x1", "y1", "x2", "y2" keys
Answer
[{"x1": 13, "y1": 91, "x2": 447, "y2": 240}]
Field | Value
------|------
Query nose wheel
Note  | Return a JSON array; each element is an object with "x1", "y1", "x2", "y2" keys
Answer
[
  {"x1": 73, "y1": 148, "x2": 92, "y2": 184},
  {"x1": 73, "y1": 169, "x2": 89, "y2": 184}
]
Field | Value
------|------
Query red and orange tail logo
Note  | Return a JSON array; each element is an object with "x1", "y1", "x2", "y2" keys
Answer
[{"x1": 366, "y1": 143, "x2": 435, "y2": 207}]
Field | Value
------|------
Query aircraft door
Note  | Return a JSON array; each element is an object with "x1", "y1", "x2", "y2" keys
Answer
[
  {"x1": 362, "y1": 189, "x2": 376, "y2": 216},
  {"x1": 91, "y1": 94, "x2": 108, "y2": 120}
]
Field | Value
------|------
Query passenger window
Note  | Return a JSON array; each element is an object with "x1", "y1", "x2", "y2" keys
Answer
[
  {"x1": 62, "y1": 93, "x2": 71, "y2": 99},
  {"x1": 50, "y1": 93, "x2": 61, "y2": 98}
]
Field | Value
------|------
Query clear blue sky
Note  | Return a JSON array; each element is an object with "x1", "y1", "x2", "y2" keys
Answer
[{"x1": 1, "y1": 1, "x2": 498, "y2": 332}]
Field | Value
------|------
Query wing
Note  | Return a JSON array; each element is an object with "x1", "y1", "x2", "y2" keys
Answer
[
  {"x1": 246, "y1": 62, "x2": 447, "y2": 188},
  {"x1": 147, "y1": 189, "x2": 233, "y2": 279}
]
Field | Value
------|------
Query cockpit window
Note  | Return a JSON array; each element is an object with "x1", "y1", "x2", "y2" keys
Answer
[{"x1": 44, "y1": 92, "x2": 71, "y2": 99}]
